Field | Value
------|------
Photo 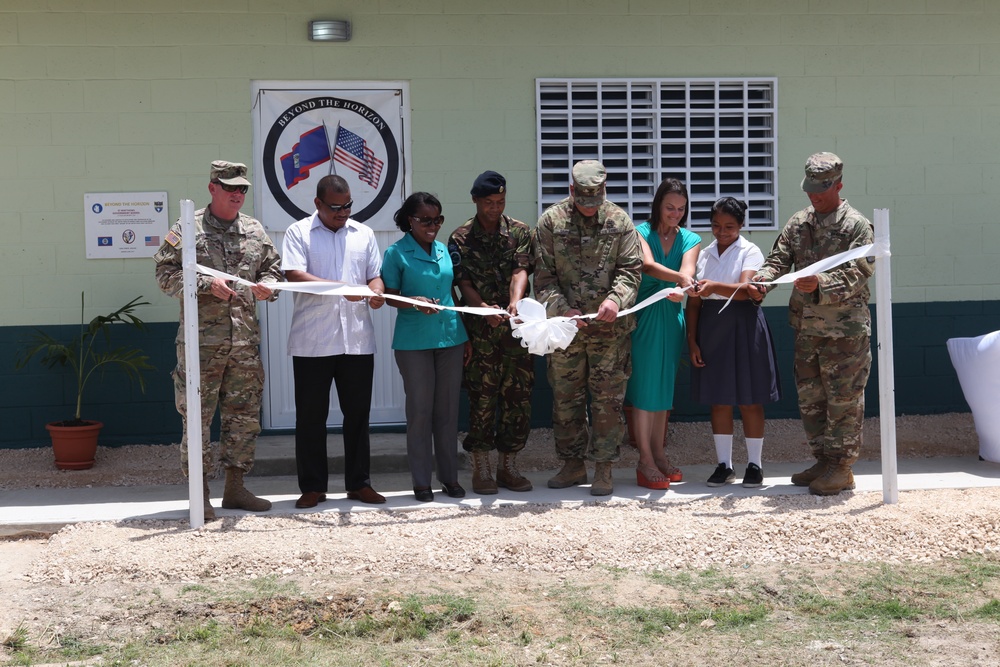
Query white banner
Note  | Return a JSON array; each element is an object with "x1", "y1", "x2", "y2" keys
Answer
[{"x1": 253, "y1": 83, "x2": 407, "y2": 232}]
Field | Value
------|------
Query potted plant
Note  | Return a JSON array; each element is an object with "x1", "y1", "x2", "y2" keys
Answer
[{"x1": 16, "y1": 292, "x2": 154, "y2": 470}]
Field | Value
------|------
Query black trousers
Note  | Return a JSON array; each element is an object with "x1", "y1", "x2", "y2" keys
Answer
[{"x1": 293, "y1": 354, "x2": 374, "y2": 494}]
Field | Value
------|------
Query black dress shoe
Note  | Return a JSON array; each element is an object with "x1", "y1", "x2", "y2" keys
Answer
[
  {"x1": 442, "y1": 482, "x2": 465, "y2": 498},
  {"x1": 414, "y1": 488, "x2": 434, "y2": 502}
]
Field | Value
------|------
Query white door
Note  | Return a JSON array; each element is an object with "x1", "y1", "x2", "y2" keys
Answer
[
  {"x1": 252, "y1": 81, "x2": 411, "y2": 429},
  {"x1": 260, "y1": 229, "x2": 405, "y2": 429}
]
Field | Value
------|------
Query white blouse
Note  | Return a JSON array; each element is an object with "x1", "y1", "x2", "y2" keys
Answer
[{"x1": 695, "y1": 234, "x2": 764, "y2": 300}]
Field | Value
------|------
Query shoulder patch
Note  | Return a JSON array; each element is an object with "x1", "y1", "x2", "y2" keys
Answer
[{"x1": 164, "y1": 230, "x2": 181, "y2": 247}]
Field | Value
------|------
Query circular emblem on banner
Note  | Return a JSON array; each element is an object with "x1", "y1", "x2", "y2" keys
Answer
[
  {"x1": 263, "y1": 96, "x2": 399, "y2": 223},
  {"x1": 122, "y1": 229, "x2": 136, "y2": 245}
]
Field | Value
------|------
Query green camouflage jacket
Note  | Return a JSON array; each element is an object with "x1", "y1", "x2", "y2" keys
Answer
[
  {"x1": 532, "y1": 198, "x2": 642, "y2": 332},
  {"x1": 755, "y1": 199, "x2": 875, "y2": 337},
  {"x1": 448, "y1": 214, "x2": 533, "y2": 309},
  {"x1": 153, "y1": 207, "x2": 282, "y2": 347}
]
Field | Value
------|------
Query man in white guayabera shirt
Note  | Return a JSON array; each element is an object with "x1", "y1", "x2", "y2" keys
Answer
[{"x1": 281, "y1": 175, "x2": 387, "y2": 509}]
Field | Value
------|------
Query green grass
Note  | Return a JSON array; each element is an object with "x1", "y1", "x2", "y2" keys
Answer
[
  {"x1": 1, "y1": 623, "x2": 28, "y2": 652},
  {"x1": 646, "y1": 566, "x2": 738, "y2": 592},
  {"x1": 973, "y1": 599, "x2": 1000, "y2": 620},
  {"x1": 8, "y1": 556, "x2": 1000, "y2": 666}
]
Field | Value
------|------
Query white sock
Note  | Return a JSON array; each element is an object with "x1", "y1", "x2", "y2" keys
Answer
[
  {"x1": 713, "y1": 434, "x2": 733, "y2": 469},
  {"x1": 746, "y1": 437, "x2": 763, "y2": 467}
]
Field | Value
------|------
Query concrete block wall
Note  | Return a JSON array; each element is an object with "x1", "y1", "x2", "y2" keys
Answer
[
  {"x1": 1, "y1": 1, "x2": 999, "y2": 326},
  {"x1": 2, "y1": 1, "x2": 1000, "y2": 444}
]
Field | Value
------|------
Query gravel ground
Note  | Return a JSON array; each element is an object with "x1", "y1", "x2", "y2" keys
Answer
[
  {"x1": 24, "y1": 486, "x2": 1000, "y2": 587},
  {"x1": 2, "y1": 412, "x2": 998, "y2": 662},
  {"x1": 0, "y1": 413, "x2": 992, "y2": 582}
]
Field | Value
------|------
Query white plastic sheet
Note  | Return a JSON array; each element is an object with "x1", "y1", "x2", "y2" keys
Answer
[{"x1": 947, "y1": 330, "x2": 1000, "y2": 462}]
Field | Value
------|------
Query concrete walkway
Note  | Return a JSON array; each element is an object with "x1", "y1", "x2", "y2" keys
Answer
[{"x1": 2, "y1": 431, "x2": 999, "y2": 536}]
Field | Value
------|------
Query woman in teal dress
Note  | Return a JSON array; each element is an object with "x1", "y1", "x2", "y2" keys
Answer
[{"x1": 625, "y1": 178, "x2": 700, "y2": 489}]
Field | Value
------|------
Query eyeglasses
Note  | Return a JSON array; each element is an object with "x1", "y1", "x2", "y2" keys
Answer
[
  {"x1": 213, "y1": 181, "x2": 248, "y2": 194},
  {"x1": 320, "y1": 199, "x2": 353, "y2": 213},
  {"x1": 410, "y1": 216, "x2": 443, "y2": 227},
  {"x1": 410, "y1": 215, "x2": 443, "y2": 227}
]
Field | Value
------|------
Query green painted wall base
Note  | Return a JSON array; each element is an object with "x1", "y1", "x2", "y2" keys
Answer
[{"x1": 3, "y1": 300, "x2": 997, "y2": 448}]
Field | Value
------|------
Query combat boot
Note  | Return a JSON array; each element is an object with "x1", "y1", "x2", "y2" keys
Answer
[
  {"x1": 808, "y1": 461, "x2": 856, "y2": 496},
  {"x1": 590, "y1": 462, "x2": 614, "y2": 496},
  {"x1": 203, "y1": 473, "x2": 217, "y2": 522},
  {"x1": 547, "y1": 458, "x2": 588, "y2": 489},
  {"x1": 497, "y1": 451, "x2": 532, "y2": 492},
  {"x1": 790, "y1": 458, "x2": 828, "y2": 487},
  {"x1": 470, "y1": 450, "x2": 498, "y2": 495},
  {"x1": 221, "y1": 468, "x2": 272, "y2": 511}
]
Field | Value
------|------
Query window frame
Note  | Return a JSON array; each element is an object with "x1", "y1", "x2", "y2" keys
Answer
[{"x1": 536, "y1": 77, "x2": 779, "y2": 231}]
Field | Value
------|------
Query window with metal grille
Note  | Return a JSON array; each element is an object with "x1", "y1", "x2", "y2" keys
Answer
[{"x1": 536, "y1": 78, "x2": 778, "y2": 231}]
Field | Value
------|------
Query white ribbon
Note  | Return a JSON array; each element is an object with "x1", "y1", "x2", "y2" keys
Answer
[
  {"x1": 203, "y1": 240, "x2": 887, "y2": 356},
  {"x1": 509, "y1": 298, "x2": 578, "y2": 355},
  {"x1": 718, "y1": 240, "x2": 891, "y2": 312},
  {"x1": 754, "y1": 241, "x2": 888, "y2": 286},
  {"x1": 196, "y1": 264, "x2": 507, "y2": 317},
  {"x1": 509, "y1": 286, "x2": 689, "y2": 355}
]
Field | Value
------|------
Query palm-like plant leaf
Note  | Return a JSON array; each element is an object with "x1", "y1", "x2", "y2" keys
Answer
[{"x1": 16, "y1": 292, "x2": 154, "y2": 421}]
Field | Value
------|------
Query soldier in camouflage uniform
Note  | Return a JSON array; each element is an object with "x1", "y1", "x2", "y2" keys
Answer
[
  {"x1": 154, "y1": 160, "x2": 283, "y2": 520},
  {"x1": 533, "y1": 160, "x2": 642, "y2": 496},
  {"x1": 448, "y1": 171, "x2": 535, "y2": 495},
  {"x1": 750, "y1": 153, "x2": 875, "y2": 496}
]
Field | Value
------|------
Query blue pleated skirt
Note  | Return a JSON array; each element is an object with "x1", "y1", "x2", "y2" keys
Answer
[{"x1": 690, "y1": 300, "x2": 781, "y2": 406}]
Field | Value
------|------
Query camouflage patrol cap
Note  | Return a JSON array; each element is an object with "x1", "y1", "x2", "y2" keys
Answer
[
  {"x1": 210, "y1": 160, "x2": 252, "y2": 187},
  {"x1": 801, "y1": 152, "x2": 843, "y2": 193},
  {"x1": 571, "y1": 160, "x2": 607, "y2": 208}
]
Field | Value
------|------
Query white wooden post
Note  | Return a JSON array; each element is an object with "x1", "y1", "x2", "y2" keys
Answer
[
  {"x1": 181, "y1": 200, "x2": 205, "y2": 528},
  {"x1": 874, "y1": 208, "x2": 898, "y2": 504}
]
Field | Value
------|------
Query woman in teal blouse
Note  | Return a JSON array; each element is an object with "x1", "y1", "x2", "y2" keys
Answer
[
  {"x1": 625, "y1": 178, "x2": 700, "y2": 489},
  {"x1": 383, "y1": 192, "x2": 469, "y2": 502}
]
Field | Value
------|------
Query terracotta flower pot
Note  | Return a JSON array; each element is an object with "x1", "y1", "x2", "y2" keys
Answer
[{"x1": 46, "y1": 420, "x2": 103, "y2": 470}]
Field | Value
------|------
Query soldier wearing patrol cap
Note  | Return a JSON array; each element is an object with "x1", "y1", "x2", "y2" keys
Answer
[
  {"x1": 532, "y1": 160, "x2": 643, "y2": 496},
  {"x1": 750, "y1": 152, "x2": 875, "y2": 496},
  {"x1": 154, "y1": 160, "x2": 283, "y2": 521},
  {"x1": 448, "y1": 171, "x2": 535, "y2": 495}
]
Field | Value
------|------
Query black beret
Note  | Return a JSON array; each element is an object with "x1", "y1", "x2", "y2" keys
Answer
[{"x1": 470, "y1": 170, "x2": 506, "y2": 197}]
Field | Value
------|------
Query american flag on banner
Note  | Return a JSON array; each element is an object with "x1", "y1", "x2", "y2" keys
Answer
[{"x1": 334, "y1": 126, "x2": 384, "y2": 188}]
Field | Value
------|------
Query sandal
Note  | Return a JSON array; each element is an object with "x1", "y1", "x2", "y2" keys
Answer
[
  {"x1": 637, "y1": 463, "x2": 670, "y2": 490},
  {"x1": 654, "y1": 457, "x2": 683, "y2": 483}
]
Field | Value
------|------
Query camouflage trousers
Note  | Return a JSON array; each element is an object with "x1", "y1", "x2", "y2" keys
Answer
[
  {"x1": 793, "y1": 334, "x2": 872, "y2": 464},
  {"x1": 547, "y1": 328, "x2": 631, "y2": 463},
  {"x1": 173, "y1": 341, "x2": 264, "y2": 474},
  {"x1": 462, "y1": 318, "x2": 534, "y2": 454}
]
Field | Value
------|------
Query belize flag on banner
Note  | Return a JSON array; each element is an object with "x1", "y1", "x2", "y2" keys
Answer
[
  {"x1": 280, "y1": 125, "x2": 332, "y2": 189},
  {"x1": 334, "y1": 126, "x2": 384, "y2": 188}
]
